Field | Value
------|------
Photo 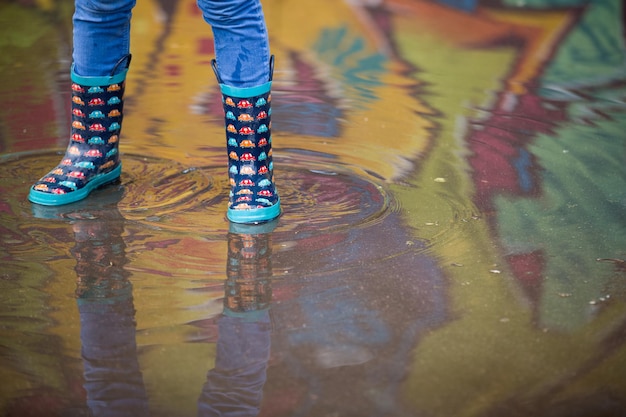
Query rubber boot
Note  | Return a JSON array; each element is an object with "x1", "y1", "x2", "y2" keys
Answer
[
  {"x1": 29, "y1": 57, "x2": 130, "y2": 206},
  {"x1": 212, "y1": 56, "x2": 281, "y2": 224}
]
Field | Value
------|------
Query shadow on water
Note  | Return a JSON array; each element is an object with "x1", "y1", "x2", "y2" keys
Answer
[{"x1": 1, "y1": 0, "x2": 626, "y2": 416}]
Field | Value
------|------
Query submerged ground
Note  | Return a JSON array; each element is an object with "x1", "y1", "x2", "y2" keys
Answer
[{"x1": 1, "y1": 0, "x2": 625, "y2": 416}]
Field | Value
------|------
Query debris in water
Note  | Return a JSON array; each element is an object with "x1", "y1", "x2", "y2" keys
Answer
[{"x1": 589, "y1": 295, "x2": 611, "y2": 305}]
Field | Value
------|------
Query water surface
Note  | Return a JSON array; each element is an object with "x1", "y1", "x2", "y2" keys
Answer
[{"x1": 1, "y1": 0, "x2": 625, "y2": 416}]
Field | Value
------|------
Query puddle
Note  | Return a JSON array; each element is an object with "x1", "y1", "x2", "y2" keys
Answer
[{"x1": 1, "y1": 0, "x2": 626, "y2": 416}]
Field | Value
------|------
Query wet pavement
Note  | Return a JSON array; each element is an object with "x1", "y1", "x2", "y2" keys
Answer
[{"x1": 1, "y1": 0, "x2": 626, "y2": 416}]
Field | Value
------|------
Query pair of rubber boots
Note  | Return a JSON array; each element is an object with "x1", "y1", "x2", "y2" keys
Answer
[{"x1": 29, "y1": 57, "x2": 280, "y2": 224}]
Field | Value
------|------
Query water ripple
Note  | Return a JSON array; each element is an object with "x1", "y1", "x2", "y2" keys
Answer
[{"x1": 1, "y1": 150, "x2": 394, "y2": 239}]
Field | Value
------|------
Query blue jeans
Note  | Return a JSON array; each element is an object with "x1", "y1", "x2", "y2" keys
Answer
[{"x1": 73, "y1": 0, "x2": 270, "y2": 87}]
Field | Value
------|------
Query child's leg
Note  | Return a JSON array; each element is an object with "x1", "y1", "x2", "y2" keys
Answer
[
  {"x1": 28, "y1": 0, "x2": 134, "y2": 206},
  {"x1": 196, "y1": 0, "x2": 271, "y2": 87},
  {"x1": 197, "y1": 0, "x2": 280, "y2": 223},
  {"x1": 73, "y1": 0, "x2": 136, "y2": 76}
]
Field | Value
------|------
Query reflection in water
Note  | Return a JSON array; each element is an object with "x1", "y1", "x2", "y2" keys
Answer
[
  {"x1": 263, "y1": 212, "x2": 447, "y2": 417},
  {"x1": 198, "y1": 227, "x2": 275, "y2": 417},
  {"x1": 66, "y1": 194, "x2": 275, "y2": 416},
  {"x1": 45, "y1": 185, "x2": 446, "y2": 417},
  {"x1": 72, "y1": 201, "x2": 150, "y2": 417}
]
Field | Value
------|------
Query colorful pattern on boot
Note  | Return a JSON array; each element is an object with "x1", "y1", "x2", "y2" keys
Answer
[
  {"x1": 29, "y1": 70, "x2": 126, "y2": 206},
  {"x1": 222, "y1": 84, "x2": 281, "y2": 223}
]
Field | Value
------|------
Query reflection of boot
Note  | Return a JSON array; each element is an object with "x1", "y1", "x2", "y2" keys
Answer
[
  {"x1": 29, "y1": 56, "x2": 130, "y2": 206},
  {"x1": 198, "y1": 225, "x2": 276, "y2": 417},
  {"x1": 224, "y1": 227, "x2": 275, "y2": 316},
  {"x1": 72, "y1": 212, "x2": 129, "y2": 301},
  {"x1": 70, "y1": 203, "x2": 149, "y2": 417},
  {"x1": 212, "y1": 57, "x2": 281, "y2": 224}
]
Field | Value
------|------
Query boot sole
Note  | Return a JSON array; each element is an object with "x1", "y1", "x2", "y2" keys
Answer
[
  {"x1": 28, "y1": 164, "x2": 122, "y2": 206},
  {"x1": 227, "y1": 198, "x2": 281, "y2": 224}
]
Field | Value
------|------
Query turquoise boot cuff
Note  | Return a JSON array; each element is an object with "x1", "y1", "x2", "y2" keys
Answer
[
  {"x1": 71, "y1": 65, "x2": 129, "y2": 87},
  {"x1": 219, "y1": 81, "x2": 272, "y2": 98}
]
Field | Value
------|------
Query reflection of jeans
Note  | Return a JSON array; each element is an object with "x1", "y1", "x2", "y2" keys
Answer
[
  {"x1": 80, "y1": 297, "x2": 150, "y2": 417},
  {"x1": 198, "y1": 313, "x2": 271, "y2": 417},
  {"x1": 73, "y1": 0, "x2": 270, "y2": 87}
]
